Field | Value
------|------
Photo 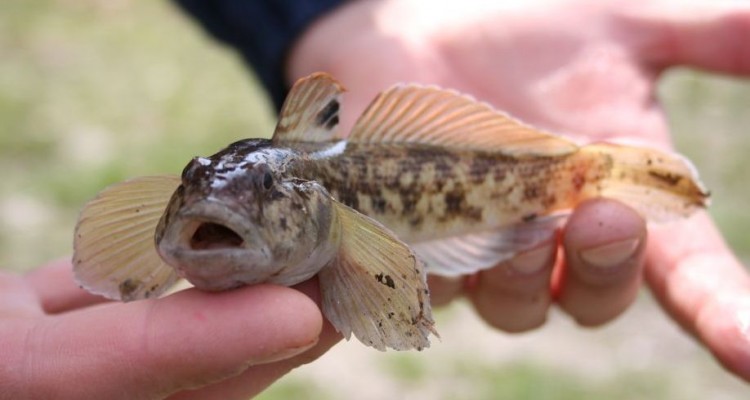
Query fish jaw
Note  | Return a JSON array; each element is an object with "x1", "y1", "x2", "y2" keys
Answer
[
  {"x1": 156, "y1": 198, "x2": 281, "y2": 291},
  {"x1": 156, "y1": 197, "x2": 339, "y2": 290}
]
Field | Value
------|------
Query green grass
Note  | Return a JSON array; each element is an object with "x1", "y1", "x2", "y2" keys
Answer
[
  {"x1": 0, "y1": 0, "x2": 274, "y2": 269},
  {"x1": 447, "y1": 361, "x2": 671, "y2": 400},
  {"x1": 660, "y1": 70, "x2": 750, "y2": 264},
  {"x1": 255, "y1": 377, "x2": 335, "y2": 400}
]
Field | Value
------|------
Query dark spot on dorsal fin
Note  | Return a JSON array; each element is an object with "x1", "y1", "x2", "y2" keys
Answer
[{"x1": 316, "y1": 99, "x2": 340, "y2": 130}]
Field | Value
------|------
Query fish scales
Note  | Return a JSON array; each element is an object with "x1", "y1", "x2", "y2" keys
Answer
[{"x1": 294, "y1": 141, "x2": 609, "y2": 242}]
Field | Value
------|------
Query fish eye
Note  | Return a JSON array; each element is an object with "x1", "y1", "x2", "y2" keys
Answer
[{"x1": 262, "y1": 171, "x2": 273, "y2": 190}]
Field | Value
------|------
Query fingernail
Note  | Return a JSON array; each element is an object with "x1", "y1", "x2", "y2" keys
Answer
[
  {"x1": 579, "y1": 238, "x2": 641, "y2": 268},
  {"x1": 510, "y1": 245, "x2": 554, "y2": 274},
  {"x1": 252, "y1": 339, "x2": 318, "y2": 365}
]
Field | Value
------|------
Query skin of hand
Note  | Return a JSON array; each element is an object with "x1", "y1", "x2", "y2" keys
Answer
[
  {"x1": 287, "y1": 0, "x2": 750, "y2": 380},
  {"x1": 0, "y1": 261, "x2": 340, "y2": 400}
]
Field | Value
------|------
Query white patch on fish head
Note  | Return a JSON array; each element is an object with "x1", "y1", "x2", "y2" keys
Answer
[
  {"x1": 310, "y1": 140, "x2": 347, "y2": 160},
  {"x1": 207, "y1": 147, "x2": 294, "y2": 189}
]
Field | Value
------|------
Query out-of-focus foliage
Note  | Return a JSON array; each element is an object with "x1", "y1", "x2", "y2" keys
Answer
[{"x1": 0, "y1": 0, "x2": 274, "y2": 269}]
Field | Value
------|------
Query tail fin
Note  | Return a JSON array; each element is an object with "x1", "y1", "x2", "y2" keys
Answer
[{"x1": 579, "y1": 143, "x2": 710, "y2": 223}]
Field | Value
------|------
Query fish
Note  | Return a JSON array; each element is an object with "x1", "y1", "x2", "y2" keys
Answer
[{"x1": 73, "y1": 72, "x2": 709, "y2": 351}]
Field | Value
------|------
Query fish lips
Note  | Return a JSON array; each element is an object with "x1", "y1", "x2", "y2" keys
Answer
[{"x1": 156, "y1": 199, "x2": 276, "y2": 291}]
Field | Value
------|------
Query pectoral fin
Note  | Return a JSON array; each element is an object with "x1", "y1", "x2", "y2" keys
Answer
[
  {"x1": 73, "y1": 175, "x2": 182, "y2": 301},
  {"x1": 319, "y1": 201, "x2": 437, "y2": 351}
]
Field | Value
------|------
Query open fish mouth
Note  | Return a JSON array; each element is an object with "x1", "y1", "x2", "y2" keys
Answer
[
  {"x1": 189, "y1": 222, "x2": 245, "y2": 250},
  {"x1": 165, "y1": 198, "x2": 257, "y2": 253},
  {"x1": 157, "y1": 208, "x2": 274, "y2": 289}
]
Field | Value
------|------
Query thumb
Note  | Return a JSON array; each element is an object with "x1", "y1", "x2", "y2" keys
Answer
[
  {"x1": 26, "y1": 284, "x2": 323, "y2": 399},
  {"x1": 619, "y1": 1, "x2": 750, "y2": 75}
]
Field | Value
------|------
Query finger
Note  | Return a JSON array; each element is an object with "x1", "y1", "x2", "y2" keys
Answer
[
  {"x1": 19, "y1": 282, "x2": 324, "y2": 400},
  {"x1": 467, "y1": 237, "x2": 557, "y2": 332},
  {"x1": 427, "y1": 275, "x2": 464, "y2": 307},
  {"x1": 556, "y1": 198, "x2": 647, "y2": 326},
  {"x1": 170, "y1": 320, "x2": 341, "y2": 400},
  {"x1": 0, "y1": 270, "x2": 44, "y2": 317},
  {"x1": 620, "y1": 1, "x2": 750, "y2": 75},
  {"x1": 25, "y1": 258, "x2": 109, "y2": 313},
  {"x1": 169, "y1": 278, "x2": 342, "y2": 400},
  {"x1": 645, "y1": 212, "x2": 750, "y2": 381}
]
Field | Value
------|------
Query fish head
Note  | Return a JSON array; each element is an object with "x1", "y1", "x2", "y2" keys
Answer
[{"x1": 155, "y1": 138, "x2": 338, "y2": 291}]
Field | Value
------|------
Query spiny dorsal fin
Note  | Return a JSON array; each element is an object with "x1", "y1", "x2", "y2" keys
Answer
[
  {"x1": 73, "y1": 175, "x2": 182, "y2": 301},
  {"x1": 273, "y1": 72, "x2": 345, "y2": 143},
  {"x1": 349, "y1": 84, "x2": 578, "y2": 156},
  {"x1": 318, "y1": 201, "x2": 437, "y2": 351}
]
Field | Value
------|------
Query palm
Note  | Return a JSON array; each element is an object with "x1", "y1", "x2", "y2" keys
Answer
[
  {"x1": 431, "y1": 15, "x2": 669, "y2": 146},
  {"x1": 293, "y1": 1, "x2": 670, "y2": 147},
  {"x1": 288, "y1": 0, "x2": 750, "y2": 381}
]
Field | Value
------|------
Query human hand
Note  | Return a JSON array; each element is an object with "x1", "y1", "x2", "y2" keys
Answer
[
  {"x1": 1, "y1": 261, "x2": 339, "y2": 400},
  {"x1": 286, "y1": 0, "x2": 750, "y2": 380}
]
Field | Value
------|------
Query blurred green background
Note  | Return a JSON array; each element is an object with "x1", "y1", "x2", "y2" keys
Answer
[{"x1": 1, "y1": 1, "x2": 748, "y2": 399}]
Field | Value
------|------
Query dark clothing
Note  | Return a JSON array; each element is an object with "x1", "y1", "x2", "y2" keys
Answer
[{"x1": 174, "y1": 0, "x2": 344, "y2": 109}]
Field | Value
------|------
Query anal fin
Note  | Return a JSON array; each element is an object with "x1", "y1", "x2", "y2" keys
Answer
[{"x1": 412, "y1": 214, "x2": 567, "y2": 276}]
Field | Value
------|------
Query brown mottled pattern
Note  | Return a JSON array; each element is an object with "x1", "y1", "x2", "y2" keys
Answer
[{"x1": 291, "y1": 142, "x2": 602, "y2": 242}]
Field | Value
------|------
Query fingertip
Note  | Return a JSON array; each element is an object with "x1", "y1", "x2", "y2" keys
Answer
[
  {"x1": 645, "y1": 213, "x2": 750, "y2": 382},
  {"x1": 427, "y1": 275, "x2": 463, "y2": 307},
  {"x1": 558, "y1": 198, "x2": 647, "y2": 326},
  {"x1": 564, "y1": 198, "x2": 646, "y2": 284},
  {"x1": 292, "y1": 275, "x2": 324, "y2": 307},
  {"x1": 696, "y1": 293, "x2": 750, "y2": 380},
  {"x1": 148, "y1": 284, "x2": 324, "y2": 394},
  {"x1": 163, "y1": 284, "x2": 325, "y2": 362},
  {"x1": 25, "y1": 258, "x2": 110, "y2": 313},
  {"x1": 565, "y1": 199, "x2": 646, "y2": 263},
  {"x1": 469, "y1": 242, "x2": 556, "y2": 333},
  {"x1": 173, "y1": 314, "x2": 343, "y2": 400}
]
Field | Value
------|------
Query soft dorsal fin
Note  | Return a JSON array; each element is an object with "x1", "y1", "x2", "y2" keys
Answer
[
  {"x1": 272, "y1": 72, "x2": 345, "y2": 143},
  {"x1": 349, "y1": 84, "x2": 578, "y2": 156}
]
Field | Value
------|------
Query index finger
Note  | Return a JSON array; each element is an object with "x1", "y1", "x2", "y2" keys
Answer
[
  {"x1": 11, "y1": 282, "x2": 324, "y2": 400},
  {"x1": 25, "y1": 259, "x2": 110, "y2": 313},
  {"x1": 645, "y1": 212, "x2": 750, "y2": 381}
]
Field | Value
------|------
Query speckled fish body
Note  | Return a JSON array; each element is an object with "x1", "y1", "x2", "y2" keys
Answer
[
  {"x1": 72, "y1": 73, "x2": 708, "y2": 351},
  {"x1": 298, "y1": 142, "x2": 588, "y2": 242}
]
